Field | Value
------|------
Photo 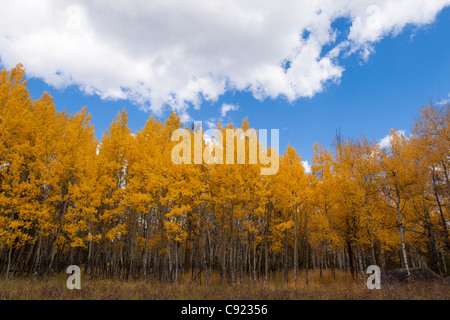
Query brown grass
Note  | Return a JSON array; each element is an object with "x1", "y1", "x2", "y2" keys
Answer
[{"x1": 0, "y1": 270, "x2": 448, "y2": 300}]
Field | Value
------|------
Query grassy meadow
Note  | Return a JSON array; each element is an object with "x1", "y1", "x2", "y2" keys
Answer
[{"x1": 1, "y1": 270, "x2": 448, "y2": 300}]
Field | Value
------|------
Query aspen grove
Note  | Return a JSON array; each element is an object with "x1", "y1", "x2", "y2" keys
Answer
[{"x1": 1, "y1": 65, "x2": 449, "y2": 284}]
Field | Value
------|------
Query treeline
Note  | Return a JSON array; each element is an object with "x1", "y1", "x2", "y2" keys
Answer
[{"x1": 0, "y1": 64, "x2": 449, "y2": 284}]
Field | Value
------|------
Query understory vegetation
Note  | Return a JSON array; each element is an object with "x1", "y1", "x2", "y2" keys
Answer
[{"x1": 1, "y1": 270, "x2": 448, "y2": 300}]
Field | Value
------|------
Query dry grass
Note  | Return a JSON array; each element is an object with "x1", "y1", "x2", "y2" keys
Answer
[{"x1": 0, "y1": 270, "x2": 448, "y2": 300}]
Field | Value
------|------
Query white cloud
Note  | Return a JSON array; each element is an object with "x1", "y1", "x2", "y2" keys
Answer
[
  {"x1": 437, "y1": 99, "x2": 450, "y2": 106},
  {"x1": 205, "y1": 118, "x2": 217, "y2": 129},
  {"x1": 379, "y1": 130, "x2": 406, "y2": 149},
  {"x1": 180, "y1": 112, "x2": 193, "y2": 123},
  {"x1": 436, "y1": 93, "x2": 450, "y2": 105},
  {"x1": 0, "y1": 0, "x2": 448, "y2": 115},
  {"x1": 302, "y1": 160, "x2": 312, "y2": 174},
  {"x1": 221, "y1": 103, "x2": 239, "y2": 117}
]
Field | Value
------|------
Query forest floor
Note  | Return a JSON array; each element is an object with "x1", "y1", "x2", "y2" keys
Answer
[{"x1": 0, "y1": 270, "x2": 448, "y2": 300}]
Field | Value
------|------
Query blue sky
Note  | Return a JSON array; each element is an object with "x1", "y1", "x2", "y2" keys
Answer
[{"x1": 2, "y1": 1, "x2": 450, "y2": 166}]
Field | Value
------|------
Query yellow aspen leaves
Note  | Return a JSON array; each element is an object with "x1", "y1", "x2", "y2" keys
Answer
[{"x1": 0, "y1": 64, "x2": 448, "y2": 282}]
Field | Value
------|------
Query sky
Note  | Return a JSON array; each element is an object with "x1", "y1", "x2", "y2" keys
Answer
[{"x1": 1, "y1": 0, "x2": 449, "y2": 170}]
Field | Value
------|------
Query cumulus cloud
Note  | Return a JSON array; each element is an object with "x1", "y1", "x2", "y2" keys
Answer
[
  {"x1": 436, "y1": 93, "x2": 450, "y2": 105},
  {"x1": 302, "y1": 160, "x2": 312, "y2": 174},
  {"x1": 221, "y1": 103, "x2": 239, "y2": 117},
  {"x1": 205, "y1": 118, "x2": 217, "y2": 129},
  {"x1": 379, "y1": 130, "x2": 406, "y2": 149},
  {"x1": 0, "y1": 0, "x2": 448, "y2": 116}
]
